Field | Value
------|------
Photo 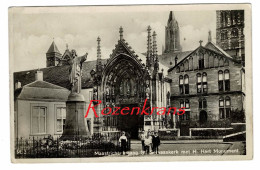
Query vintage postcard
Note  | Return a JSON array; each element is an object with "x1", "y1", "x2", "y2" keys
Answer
[{"x1": 9, "y1": 4, "x2": 252, "y2": 163}]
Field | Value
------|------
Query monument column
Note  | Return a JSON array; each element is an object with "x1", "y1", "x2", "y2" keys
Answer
[{"x1": 61, "y1": 52, "x2": 89, "y2": 140}]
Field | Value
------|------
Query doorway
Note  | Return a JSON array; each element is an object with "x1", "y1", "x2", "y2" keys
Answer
[
  {"x1": 117, "y1": 104, "x2": 144, "y2": 139},
  {"x1": 199, "y1": 110, "x2": 208, "y2": 124}
]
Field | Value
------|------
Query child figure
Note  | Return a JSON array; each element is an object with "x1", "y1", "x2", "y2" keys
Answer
[
  {"x1": 153, "y1": 132, "x2": 160, "y2": 154},
  {"x1": 119, "y1": 131, "x2": 128, "y2": 155},
  {"x1": 144, "y1": 132, "x2": 152, "y2": 154}
]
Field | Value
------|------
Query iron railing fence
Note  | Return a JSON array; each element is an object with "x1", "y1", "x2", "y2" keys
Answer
[{"x1": 15, "y1": 132, "x2": 130, "y2": 158}]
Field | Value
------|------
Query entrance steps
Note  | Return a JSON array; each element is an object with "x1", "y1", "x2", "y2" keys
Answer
[
  {"x1": 223, "y1": 131, "x2": 246, "y2": 142},
  {"x1": 177, "y1": 136, "x2": 191, "y2": 140}
]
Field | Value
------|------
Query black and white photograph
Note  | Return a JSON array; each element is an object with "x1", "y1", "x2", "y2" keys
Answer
[{"x1": 9, "y1": 4, "x2": 252, "y2": 162}]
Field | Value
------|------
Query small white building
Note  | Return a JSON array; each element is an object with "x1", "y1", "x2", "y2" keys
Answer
[{"x1": 15, "y1": 71, "x2": 71, "y2": 138}]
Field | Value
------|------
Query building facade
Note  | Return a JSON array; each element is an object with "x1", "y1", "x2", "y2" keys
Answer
[
  {"x1": 167, "y1": 37, "x2": 244, "y2": 136},
  {"x1": 90, "y1": 26, "x2": 171, "y2": 138}
]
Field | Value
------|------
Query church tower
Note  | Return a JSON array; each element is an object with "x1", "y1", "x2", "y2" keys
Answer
[
  {"x1": 216, "y1": 10, "x2": 244, "y2": 64},
  {"x1": 46, "y1": 40, "x2": 62, "y2": 67},
  {"x1": 164, "y1": 11, "x2": 182, "y2": 53}
]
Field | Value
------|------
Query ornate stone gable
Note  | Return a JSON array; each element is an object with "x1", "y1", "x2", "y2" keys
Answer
[
  {"x1": 168, "y1": 44, "x2": 238, "y2": 73},
  {"x1": 108, "y1": 39, "x2": 142, "y2": 66}
]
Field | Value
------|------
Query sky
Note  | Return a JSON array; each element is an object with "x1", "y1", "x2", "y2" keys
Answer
[{"x1": 10, "y1": 7, "x2": 216, "y2": 72}]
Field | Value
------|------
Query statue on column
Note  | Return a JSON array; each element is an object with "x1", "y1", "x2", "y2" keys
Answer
[
  {"x1": 68, "y1": 50, "x2": 88, "y2": 94},
  {"x1": 61, "y1": 50, "x2": 89, "y2": 140}
]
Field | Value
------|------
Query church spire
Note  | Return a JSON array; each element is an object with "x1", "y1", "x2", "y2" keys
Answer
[
  {"x1": 146, "y1": 25, "x2": 152, "y2": 68},
  {"x1": 46, "y1": 40, "x2": 61, "y2": 67},
  {"x1": 119, "y1": 26, "x2": 124, "y2": 40},
  {"x1": 153, "y1": 31, "x2": 159, "y2": 75},
  {"x1": 152, "y1": 31, "x2": 158, "y2": 64},
  {"x1": 168, "y1": 11, "x2": 175, "y2": 23},
  {"x1": 46, "y1": 40, "x2": 60, "y2": 54},
  {"x1": 165, "y1": 11, "x2": 182, "y2": 53},
  {"x1": 96, "y1": 37, "x2": 102, "y2": 74}
]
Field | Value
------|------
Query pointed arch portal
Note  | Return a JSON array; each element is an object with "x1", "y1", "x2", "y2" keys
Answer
[{"x1": 101, "y1": 53, "x2": 148, "y2": 138}]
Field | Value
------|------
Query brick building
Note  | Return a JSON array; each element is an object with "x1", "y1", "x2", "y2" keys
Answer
[{"x1": 167, "y1": 36, "x2": 245, "y2": 136}]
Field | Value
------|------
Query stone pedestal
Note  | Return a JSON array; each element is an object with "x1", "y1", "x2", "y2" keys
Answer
[{"x1": 61, "y1": 93, "x2": 89, "y2": 140}]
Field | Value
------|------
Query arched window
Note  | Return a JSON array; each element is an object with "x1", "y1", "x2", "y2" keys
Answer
[
  {"x1": 224, "y1": 69, "x2": 230, "y2": 91},
  {"x1": 185, "y1": 99, "x2": 190, "y2": 120},
  {"x1": 231, "y1": 11, "x2": 237, "y2": 25},
  {"x1": 219, "y1": 97, "x2": 225, "y2": 119},
  {"x1": 209, "y1": 55, "x2": 214, "y2": 68},
  {"x1": 185, "y1": 99, "x2": 190, "y2": 109},
  {"x1": 180, "y1": 100, "x2": 184, "y2": 108},
  {"x1": 197, "y1": 73, "x2": 202, "y2": 93},
  {"x1": 189, "y1": 57, "x2": 193, "y2": 70},
  {"x1": 221, "y1": 33, "x2": 225, "y2": 40},
  {"x1": 218, "y1": 70, "x2": 224, "y2": 92},
  {"x1": 219, "y1": 96, "x2": 231, "y2": 119},
  {"x1": 231, "y1": 28, "x2": 239, "y2": 37},
  {"x1": 199, "y1": 54, "x2": 204, "y2": 69},
  {"x1": 221, "y1": 31, "x2": 228, "y2": 40},
  {"x1": 179, "y1": 75, "x2": 184, "y2": 94},
  {"x1": 225, "y1": 96, "x2": 231, "y2": 118},
  {"x1": 224, "y1": 59, "x2": 229, "y2": 66},
  {"x1": 180, "y1": 64, "x2": 184, "y2": 72},
  {"x1": 214, "y1": 56, "x2": 219, "y2": 67},
  {"x1": 184, "y1": 75, "x2": 189, "y2": 94},
  {"x1": 179, "y1": 99, "x2": 190, "y2": 120},
  {"x1": 199, "y1": 98, "x2": 207, "y2": 109},
  {"x1": 222, "y1": 12, "x2": 227, "y2": 27},
  {"x1": 202, "y1": 72, "x2": 207, "y2": 93},
  {"x1": 180, "y1": 100, "x2": 185, "y2": 120},
  {"x1": 184, "y1": 60, "x2": 189, "y2": 71},
  {"x1": 120, "y1": 81, "x2": 124, "y2": 95},
  {"x1": 224, "y1": 12, "x2": 228, "y2": 26},
  {"x1": 126, "y1": 78, "x2": 131, "y2": 95},
  {"x1": 176, "y1": 66, "x2": 180, "y2": 73},
  {"x1": 219, "y1": 57, "x2": 224, "y2": 67},
  {"x1": 225, "y1": 96, "x2": 231, "y2": 106}
]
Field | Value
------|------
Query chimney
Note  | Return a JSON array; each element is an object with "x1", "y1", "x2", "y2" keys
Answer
[
  {"x1": 208, "y1": 30, "x2": 212, "y2": 42},
  {"x1": 35, "y1": 70, "x2": 43, "y2": 81}
]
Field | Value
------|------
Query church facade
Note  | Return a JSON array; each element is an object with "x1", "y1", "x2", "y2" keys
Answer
[{"x1": 13, "y1": 11, "x2": 245, "y2": 139}]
